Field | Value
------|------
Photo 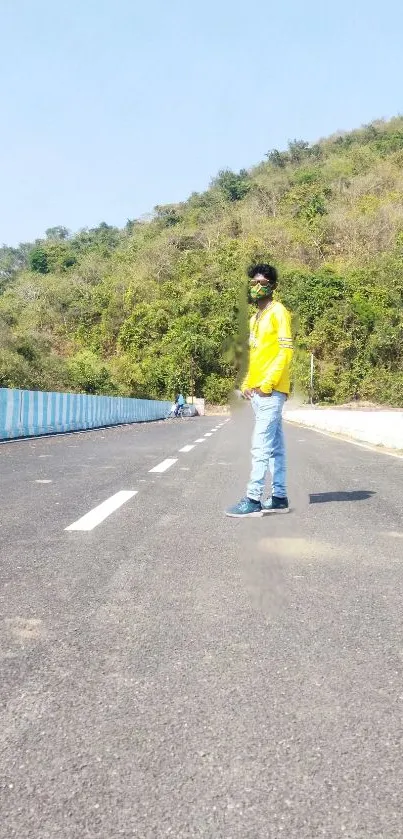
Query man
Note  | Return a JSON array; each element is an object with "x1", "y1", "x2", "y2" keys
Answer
[
  {"x1": 174, "y1": 393, "x2": 185, "y2": 416},
  {"x1": 226, "y1": 263, "x2": 293, "y2": 517}
]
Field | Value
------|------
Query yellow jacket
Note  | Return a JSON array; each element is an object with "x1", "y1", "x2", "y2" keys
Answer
[{"x1": 242, "y1": 301, "x2": 293, "y2": 395}]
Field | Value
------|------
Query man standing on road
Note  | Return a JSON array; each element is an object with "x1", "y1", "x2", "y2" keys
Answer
[{"x1": 226, "y1": 263, "x2": 293, "y2": 518}]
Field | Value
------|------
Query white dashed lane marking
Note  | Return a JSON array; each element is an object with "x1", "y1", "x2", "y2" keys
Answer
[
  {"x1": 62, "y1": 420, "x2": 229, "y2": 533},
  {"x1": 65, "y1": 490, "x2": 137, "y2": 532},
  {"x1": 149, "y1": 458, "x2": 178, "y2": 473}
]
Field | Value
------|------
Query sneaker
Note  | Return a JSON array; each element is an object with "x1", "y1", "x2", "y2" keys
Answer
[
  {"x1": 261, "y1": 495, "x2": 290, "y2": 514},
  {"x1": 225, "y1": 496, "x2": 263, "y2": 518}
]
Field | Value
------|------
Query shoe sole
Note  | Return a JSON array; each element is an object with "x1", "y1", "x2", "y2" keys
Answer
[
  {"x1": 262, "y1": 507, "x2": 290, "y2": 515},
  {"x1": 225, "y1": 511, "x2": 263, "y2": 518}
]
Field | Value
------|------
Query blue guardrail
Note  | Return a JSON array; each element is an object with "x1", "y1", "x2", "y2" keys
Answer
[{"x1": 0, "y1": 388, "x2": 172, "y2": 441}]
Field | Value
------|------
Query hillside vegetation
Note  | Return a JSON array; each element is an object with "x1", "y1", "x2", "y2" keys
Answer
[{"x1": 1, "y1": 117, "x2": 403, "y2": 405}]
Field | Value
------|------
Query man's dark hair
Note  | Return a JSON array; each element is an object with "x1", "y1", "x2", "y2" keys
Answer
[{"x1": 247, "y1": 263, "x2": 278, "y2": 288}]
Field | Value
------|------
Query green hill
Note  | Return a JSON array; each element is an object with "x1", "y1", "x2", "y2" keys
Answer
[{"x1": 1, "y1": 117, "x2": 403, "y2": 405}]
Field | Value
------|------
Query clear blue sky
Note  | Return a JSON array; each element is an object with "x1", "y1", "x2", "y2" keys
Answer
[{"x1": 1, "y1": 0, "x2": 402, "y2": 245}]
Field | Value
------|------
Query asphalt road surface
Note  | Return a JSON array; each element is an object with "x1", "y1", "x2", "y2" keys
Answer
[{"x1": 1, "y1": 407, "x2": 403, "y2": 839}]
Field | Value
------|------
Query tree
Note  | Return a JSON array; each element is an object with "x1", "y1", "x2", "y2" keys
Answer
[
  {"x1": 0, "y1": 244, "x2": 32, "y2": 287},
  {"x1": 211, "y1": 169, "x2": 251, "y2": 202},
  {"x1": 288, "y1": 139, "x2": 310, "y2": 164},
  {"x1": 45, "y1": 226, "x2": 70, "y2": 240},
  {"x1": 67, "y1": 350, "x2": 115, "y2": 394},
  {"x1": 154, "y1": 205, "x2": 182, "y2": 227},
  {"x1": 266, "y1": 149, "x2": 288, "y2": 168},
  {"x1": 29, "y1": 247, "x2": 49, "y2": 274}
]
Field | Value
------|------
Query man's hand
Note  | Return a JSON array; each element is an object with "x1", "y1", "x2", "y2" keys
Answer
[
  {"x1": 242, "y1": 388, "x2": 253, "y2": 399},
  {"x1": 253, "y1": 387, "x2": 272, "y2": 397}
]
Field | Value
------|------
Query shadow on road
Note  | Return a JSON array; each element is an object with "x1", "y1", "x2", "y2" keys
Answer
[{"x1": 309, "y1": 490, "x2": 375, "y2": 504}]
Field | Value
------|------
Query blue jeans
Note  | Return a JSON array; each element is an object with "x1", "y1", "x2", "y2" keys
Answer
[{"x1": 247, "y1": 391, "x2": 287, "y2": 501}]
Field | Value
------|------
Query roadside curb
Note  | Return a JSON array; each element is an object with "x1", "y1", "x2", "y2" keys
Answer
[{"x1": 285, "y1": 411, "x2": 403, "y2": 458}]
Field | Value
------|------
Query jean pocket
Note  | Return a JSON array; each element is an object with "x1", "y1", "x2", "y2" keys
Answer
[{"x1": 254, "y1": 391, "x2": 272, "y2": 401}]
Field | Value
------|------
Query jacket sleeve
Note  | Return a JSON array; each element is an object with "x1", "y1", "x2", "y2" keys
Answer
[
  {"x1": 241, "y1": 373, "x2": 251, "y2": 391},
  {"x1": 260, "y1": 307, "x2": 293, "y2": 393}
]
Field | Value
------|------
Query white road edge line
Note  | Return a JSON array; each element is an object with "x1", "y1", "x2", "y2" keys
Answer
[
  {"x1": 285, "y1": 421, "x2": 403, "y2": 460},
  {"x1": 149, "y1": 458, "x2": 178, "y2": 473},
  {"x1": 65, "y1": 490, "x2": 137, "y2": 532},
  {"x1": 179, "y1": 444, "x2": 195, "y2": 453}
]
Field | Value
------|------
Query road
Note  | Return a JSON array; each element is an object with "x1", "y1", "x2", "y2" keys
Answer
[{"x1": 1, "y1": 407, "x2": 403, "y2": 838}]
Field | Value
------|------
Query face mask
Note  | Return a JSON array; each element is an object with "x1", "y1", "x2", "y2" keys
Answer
[{"x1": 249, "y1": 282, "x2": 272, "y2": 303}]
